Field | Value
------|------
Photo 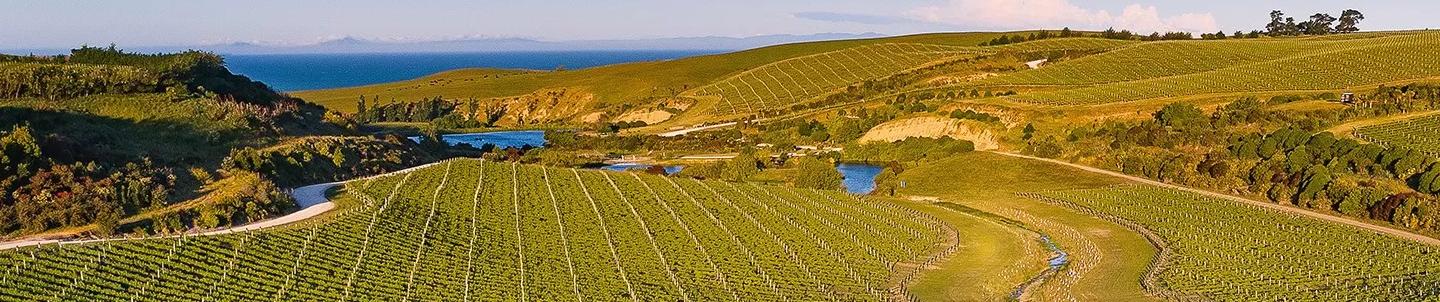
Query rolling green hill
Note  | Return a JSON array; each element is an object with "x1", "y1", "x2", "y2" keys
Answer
[
  {"x1": 0, "y1": 159, "x2": 951, "y2": 301},
  {"x1": 0, "y1": 47, "x2": 426, "y2": 240},
  {"x1": 297, "y1": 31, "x2": 1440, "y2": 133},
  {"x1": 1027, "y1": 185, "x2": 1440, "y2": 300},
  {"x1": 994, "y1": 32, "x2": 1440, "y2": 106}
]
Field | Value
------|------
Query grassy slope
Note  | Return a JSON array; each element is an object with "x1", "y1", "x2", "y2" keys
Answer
[
  {"x1": 292, "y1": 32, "x2": 1028, "y2": 113},
  {"x1": 891, "y1": 198, "x2": 1049, "y2": 301},
  {"x1": 898, "y1": 152, "x2": 1156, "y2": 301},
  {"x1": 984, "y1": 32, "x2": 1440, "y2": 106}
]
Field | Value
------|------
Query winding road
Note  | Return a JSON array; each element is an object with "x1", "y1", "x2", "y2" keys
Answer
[{"x1": 0, "y1": 161, "x2": 444, "y2": 251}]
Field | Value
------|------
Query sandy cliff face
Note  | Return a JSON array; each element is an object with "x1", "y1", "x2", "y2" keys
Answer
[{"x1": 858, "y1": 116, "x2": 1000, "y2": 150}]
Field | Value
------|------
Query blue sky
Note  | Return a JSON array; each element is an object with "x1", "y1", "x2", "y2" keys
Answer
[{"x1": 2, "y1": 0, "x2": 1435, "y2": 48}]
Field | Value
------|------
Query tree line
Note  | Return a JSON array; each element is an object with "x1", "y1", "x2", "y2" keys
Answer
[
  {"x1": 980, "y1": 8, "x2": 1364, "y2": 47},
  {"x1": 1265, "y1": 9, "x2": 1364, "y2": 36},
  {"x1": 355, "y1": 95, "x2": 505, "y2": 129}
]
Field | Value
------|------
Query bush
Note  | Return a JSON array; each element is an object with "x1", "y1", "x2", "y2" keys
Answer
[{"x1": 792, "y1": 158, "x2": 843, "y2": 190}]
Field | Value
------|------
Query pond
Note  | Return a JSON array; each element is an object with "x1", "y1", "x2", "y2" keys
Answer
[
  {"x1": 411, "y1": 131, "x2": 880, "y2": 193},
  {"x1": 408, "y1": 130, "x2": 547, "y2": 149},
  {"x1": 599, "y1": 163, "x2": 685, "y2": 175},
  {"x1": 836, "y1": 163, "x2": 884, "y2": 194}
]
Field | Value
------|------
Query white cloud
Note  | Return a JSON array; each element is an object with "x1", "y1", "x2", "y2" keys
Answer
[{"x1": 909, "y1": 0, "x2": 1219, "y2": 33}]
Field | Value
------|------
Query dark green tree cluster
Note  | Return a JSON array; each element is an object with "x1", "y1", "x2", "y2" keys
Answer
[
  {"x1": 791, "y1": 157, "x2": 844, "y2": 190},
  {"x1": 978, "y1": 28, "x2": 1085, "y2": 46},
  {"x1": 0, "y1": 125, "x2": 174, "y2": 236},
  {"x1": 355, "y1": 96, "x2": 456, "y2": 123},
  {"x1": 1030, "y1": 87, "x2": 1440, "y2": 233},
  {"x1": 949, "y1": 110, "x2": 1002, "y2": 123},
  {"x1": 1266, "y1": 10, "x2": 1364, "y2": 36},
  {"x1": 221, "y1": 135, "x2": 433, "y2": 187},
  {"x1": 845, "y1": 137, "x2": 975, "y2": 163}
]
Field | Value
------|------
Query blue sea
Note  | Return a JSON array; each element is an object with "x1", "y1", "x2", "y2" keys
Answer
[{"x1": 225, "y1": 50, "x2": 720, "y2": 92}]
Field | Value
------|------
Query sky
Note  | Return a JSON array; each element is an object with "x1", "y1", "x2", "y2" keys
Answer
[{"x1": 2, "y1": 0, "x2": 1436, "y2": 49}]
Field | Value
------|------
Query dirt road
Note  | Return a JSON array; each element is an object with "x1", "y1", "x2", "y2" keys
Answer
[{"x1": 0, "y1": 161, "x2": 443, "y2": 251}]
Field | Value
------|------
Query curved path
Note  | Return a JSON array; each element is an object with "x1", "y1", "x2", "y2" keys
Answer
[
  {"x1": 658, "y1": 121, "x2": 739, "y2": 137},
  {"x1": 993, "y1": 151, "x2": 1440, "y2": 246},
  {"x1": 0, "y1": 161, "x2": 443, "y2": 251}
]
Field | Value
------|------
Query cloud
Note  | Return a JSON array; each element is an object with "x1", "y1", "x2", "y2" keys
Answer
[
  {"x1": 793, "y1": 11, "x2": 913, "y2": 25},
  {"x1": 909, "y1": 0, "x2": 1218, "y2": 33}
]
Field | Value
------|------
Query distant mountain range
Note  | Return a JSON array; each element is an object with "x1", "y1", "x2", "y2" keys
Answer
[{"x1": 3, "y1": 33, "x2": 887, "y2": 55}]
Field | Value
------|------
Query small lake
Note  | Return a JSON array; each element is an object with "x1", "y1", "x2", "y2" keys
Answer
[
  {"x1": 600, "y1": 163, "x2": 684, "y2": 175},
  {"x1": 413, "y1": 130, "x2": 881, "y2": 193},
  {"x1": 409, "y1": 130, "x2": 547, "y2": 149},
  {"x1": 837, "y1": 163, "x2": 884, "y2": 194}
]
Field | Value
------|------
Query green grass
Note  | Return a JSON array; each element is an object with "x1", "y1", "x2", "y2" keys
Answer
[
  {"x1": 978, "y1": 39, "x2": 1343, "y2": 86},
  {"x1": 1354, "y1": 112, "x2": 1440, "y2": 155},
  {"x1": 0, "y1": 159, "x2": 948, "y2": 301},
  {"x1": 292, "y1": 32, "x2": 1027, "y2": 113},
  {"x1": 990, "y1": 33, "x2": 1440, "y2": 105},
  {"x1": 1029, "y1": 184, "x2": 1440, "y2": 300},
  {"x1": 692, "y1": 43, "x2": 982, "y2": 116},
  {"x1": 897, "y1": 152, "x2": 1157, "y2": 301},
  {"x1": 892, "y1": 199, "x2": 1050, "y2": 301}
]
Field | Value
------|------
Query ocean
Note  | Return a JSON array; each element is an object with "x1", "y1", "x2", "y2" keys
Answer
[{"x1": 224, "y1": 50, "x2": 721, "y2": 92}]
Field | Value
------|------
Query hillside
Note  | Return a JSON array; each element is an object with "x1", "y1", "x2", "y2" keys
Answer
[
  {"x1": 0, "y1": 47, "x2": 431, "y2": 240},
  {"x1": 0, "y1": 159, "x2": 952, "y2": 300},
  {"x1": 298, "y1": 31, "x2": 1440, "y2": 134},
  {"x1": 291, "y1": 32, "x2": 1047, "y2": 126}
]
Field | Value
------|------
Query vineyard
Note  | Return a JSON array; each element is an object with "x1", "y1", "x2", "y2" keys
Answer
[
  {"x1": 1354, "y1": 113, "x2": 1440, "y2": 155},
  {"x1": 0, "y1": 159, "x2": 950, "y2": 301},
  {"x1": 977, "y1": 39, "x2": 1340, "y2": 86},
  {"x1": 1025, "y1": 185, "x2": 1440, "y2": 300},
  {"x1": 693, "y1": 43, "x2": 981, "y2": 116},
  {"x1": 690, "y1": 38, "x2": 1135, "y2": 117},
  {"x1": 986, "y1": 32, "x2": 1440, "y2": 105}
]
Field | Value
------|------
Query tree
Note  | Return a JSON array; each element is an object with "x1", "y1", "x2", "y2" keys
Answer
[
  {"x1": 1283, "y1": 17, "x2": 1300, "y2": 36},
  {"x1": 356, "y1": 95, "x2": 368, "y2": 122},
  {"x1": 724, "y1": 150, "x2": 760, "y2": 181},
  {"x1": 1022, "y1": 123, "x2": 1036, "y2": 140},
  {"x1": 792, "y1": 158, "x2": 842, "y2": 190},
  {"x1": 1153, "y1": 103, "x2": 1206, "y2": 130},
  {"x1": 1336, "y1": 9, "x2": 1365, "y2": 33},
  {"x1": 1266, "y1": 10, "x2": 1288, "y2": 36},
  {"x1": 1298, "y1": 165, "x2": 1332, "y2": 201},
  {"x1": 1303, "y1": 13, "x2": 1337, "y2": 35},
  {"x1": 872, "y1": 167, "x2": 900, "y2": 196},
  {"x1": 92, "y1": 203, "x2": 122, "y2": 236}
]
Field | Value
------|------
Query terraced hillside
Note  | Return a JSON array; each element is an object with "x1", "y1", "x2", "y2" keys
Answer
[
  {"x1": 1354, "y1": 113, "x2": 1440, "y2": 155},
  {"x1": 0, "y1": 159, "x2": 951, "y2": 301},
  {"x1": 690, "y1": 38, "x2": 1135, "y2": 117},
  {"x1": 1026, "y1": 185, "x2": 1440, "y2": 300},
  {"x1": 989, "y1": 32, "x2": 1440, "y2": 105},
  {"x1": 693, "y1": 43, "x2": 980, "y2": 115}
]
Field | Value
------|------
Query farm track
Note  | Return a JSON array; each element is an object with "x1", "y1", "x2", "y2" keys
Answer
[
  {"x1": 992, "y1": 151, "x2": 1440, "y2": 246},
  {"x1": 0, "y1": 162, "x2": 446, "y2": 251}
]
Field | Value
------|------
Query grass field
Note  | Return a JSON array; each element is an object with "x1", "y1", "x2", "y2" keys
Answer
[
  {"x1": 891, "y1": 199, "x2": 1050, "y2": 301},
  {"x1": 1353, "y1": 112, "x2": 1440, "y2": 155},
  {"x1": 291, "y1": 32, "x2": 1032, "y2": 114},
  {"x1": 989, "y1": 32, "x2": 1440, "y2": 105},
  {"x1": 693, "y1": 43, "x2": 981, "y2": 115},
  {"x1": 0, "y1": 159, "x2": 949, "y2": 301},
  {"x1": 897, "y1": 152, "x2": 1156, "y2": 301},
  {"x1": 1029, "y1": 185, "x2": 1440, "y2": 300}
]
